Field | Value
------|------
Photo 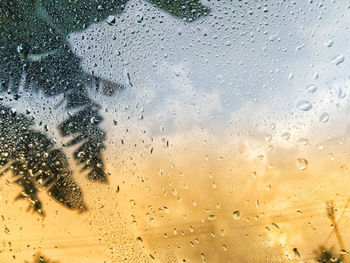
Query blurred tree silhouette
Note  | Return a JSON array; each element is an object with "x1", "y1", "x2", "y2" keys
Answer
[
  {"x1": 0, "y1": 105, "x2": 86, "y2": 214},
  {"x1": 0, "y1": 0, "x2": 209, "y2": 214},
  {"x1": 24, "y1": 253, "x2": 59, "y2": 263},
  {"x1": 315, "y1": 246, "x2": 344, "y2": 263}
]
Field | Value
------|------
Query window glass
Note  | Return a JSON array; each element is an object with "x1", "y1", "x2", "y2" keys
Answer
[{"x1": 1, "y1": 1, "x2": 350, "y2": 262}]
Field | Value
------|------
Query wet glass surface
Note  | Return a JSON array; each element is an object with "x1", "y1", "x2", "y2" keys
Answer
[{"x1": 1, "y1": 0, "x2": 350, "y2": 262}]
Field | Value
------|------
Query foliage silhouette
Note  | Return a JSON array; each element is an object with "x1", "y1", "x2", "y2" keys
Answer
[
  {"x1": 0, "y1": 0, "x2": 209, "y2": 213},
  {"x1": 314, "y1": 246, "x2": 344, "y2": 263},
  {"x1": 24, "y1": 253, "x2": 59, "y2": 263},
  {"x1": 0, "y1": 105, "x2": 86, "y2": 215}
]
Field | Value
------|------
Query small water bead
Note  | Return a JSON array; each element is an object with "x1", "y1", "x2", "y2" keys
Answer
[
  {"x1": 252, "y1": 171, "x2": 257, "y2": 179},
  {"x1": 305, "y1": 84, "x2": 317, "y2": 93},
  {"x1": 233, "y1": 210, "x2": 241, "y2": 220},
  {"x1": 297, "y1": 138, "x2": 309, "y2": 145},
  {"x1": 265, "y1": 134, "x2": 272, "y2": 142},
  {"x1": 332, "y1": 54, "x2": 344, "y2": 65},
  {"x1": 341, "y1": 165, "x2": 349, "y2": 175},
  {"x1": 221, "y1": 229, "x2": 225, "y2": 236},
  {"x1": 158, "y1": 206, "x2": 169, "y2": 213},
  {"x1": 338, "y1": 88, "x2": 346, "y2": 99},
  {"x1": 281, "y1": 132, "x2": 291, "y2": 140},
  {"x1": 267, "y1": 145, "x2": 273, "y2": 152},
  {"x1": 319, "y1": 112, "x2": 329, "y2": 123},
  {"x1": 296, "y1": 158, "x2": 308, "y2": 170},
  {"x1": 340, "y1": 249, "x2": 349, "y2": 255},
  {"x1": 257, "y1": 154, "x2": 264, "y2": 160},
  {"x1": 208, "y1": 215, "x2": 216, "y2": 221},
  {"x1": 324, "y1": 39, "x2": 334, "y2": 47},
  {"x1": 297, "y1": 100, "x2": 312, "y2": 111}
]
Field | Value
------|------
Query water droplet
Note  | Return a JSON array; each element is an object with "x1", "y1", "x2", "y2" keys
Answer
[
  {"x1": 272, "y1": 222, "x2": 280, "y2": 229},
  {"x1": 296, "y1": 158, "x2": 308, "y2": 170},
  {"x1": 251, "y1": 171, "x2": 257, "y2": 179},
  {"x1": 305, "y1": 84, "x2": 317, "y2": 93},
  {"x1": 319, "y1": 112, "x2": 329, "y2": 123},
  {"x1": 332, "y1": 54, "x2": 344, "y2": 65},
  {"x1": 340, "y1": 249, "x2": 349, "y2": 255},
  {"x1": 208, "y1": 215, "x2": 216, "y2": 220},
  {"x1": 232, "y1": 211, "x2": 241, "y2": 220},
  {"x1": 106, "y1": 16, "x2": 116, "y2": 26},
  {"x1": 159, "y1": 206, "x2": 170, "y2": 213},
  {"x1": 222, "y1": 244, "x2": 227, "y2": 251},
  {"x1": 281, "y1": 132, "x2": 291, "y2": 140},
  {"x1": 324, "y1": 40, "x2": 334, "y2": 47},
  {"x1": 297, "y1": 100, "x2": 312, "y2": 111},
  {"x1": 297, "y1": 138, "x2": 309, "y2": 145},
  {"x1": 338, "y1": 88, "x2": 346, "y2": 99},
  {"x1": 341, "y1": 165, "x2": 349, "y2": 175},
  {"x1": 293, "y1": 248, "x2": 301, "y2": 258},
  {"x1": 330, "y1": 257, "x2": 339, "y2": 262},
  {"x1": 265, "y1": 134, "x2": 272, "y2": 142},
  {"x1": 172, "y1": 188, "x2": 177, "y2": 196},
  {"x1": 125, "y1": 72, "x2": 133, "y2": 87}
]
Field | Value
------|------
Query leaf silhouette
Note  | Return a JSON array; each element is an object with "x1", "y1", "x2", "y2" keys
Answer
[
  {"x1": 147, "y1": 0, "x2": 210, "y2": 21},
  {"x1": 24, "y1": 253, "x2": 60, "y2": 263},
  {"x1": 0, "y1": 105, "x2": 87, "y2": 215},
  {"x1": 58, "y1": 101, "x2": 107, "y2": 183},
  {"x1": 0, "y1": 0, "x2": 210, "y2": 213},
  {"x1": 314, "y1": 246, "x2": 344, "y2": 263}
]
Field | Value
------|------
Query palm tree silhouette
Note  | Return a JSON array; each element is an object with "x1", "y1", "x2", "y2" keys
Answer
[
  {"x1": 24, "y1": 253, "x2": 59, "y2": 263},
  {"x1": 315, "y1": 246, "x2": 344, "y2": 263},
  {"x1": 0, "y1": 0, "x2": 210, "y2": 214}
]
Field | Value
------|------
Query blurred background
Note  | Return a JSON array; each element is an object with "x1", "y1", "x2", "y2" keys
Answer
[{"x1": 1, "y1": 0, "x2": 350, "y2": 262}]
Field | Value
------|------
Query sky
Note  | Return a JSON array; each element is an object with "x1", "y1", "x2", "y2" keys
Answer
[{"x1": 2, "y1": 0, "x2": 350, "y2": 262}]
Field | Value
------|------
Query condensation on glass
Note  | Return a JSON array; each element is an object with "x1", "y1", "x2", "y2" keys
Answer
[{"x1": 1, "y1": 1, "x2": 350, "y2": 262}]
